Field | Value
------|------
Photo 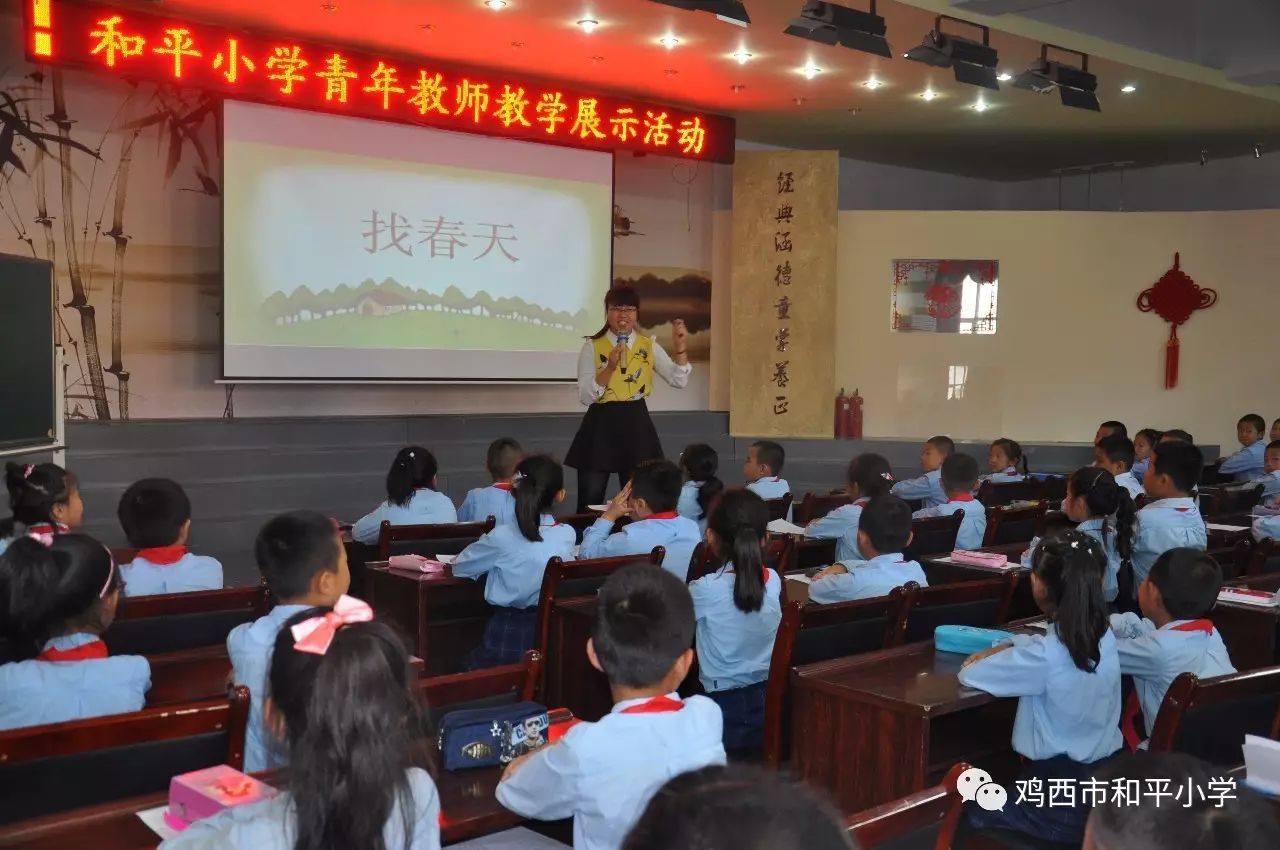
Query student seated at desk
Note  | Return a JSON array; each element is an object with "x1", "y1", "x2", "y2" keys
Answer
[
  {"x1": 1131, "y1": 428, "x2": 1161, "y2": 484},
  {"x1": 0, "y1": 535, "x2": 150, "y2": 730},
  {"x1": 496, "y1": 565, "x2": 727, "y2": 850},
  {"x1": 676, "y1": 443, "x2": 724, "y2": 534},
  {"x1": 743, "y1": 440, "x2": 791, "y2": 519},
  {"x1": 117, "y1": 478, "x2": 222, "y2": 597},
  {"x1": 352, "y1": 446, "x2": 457, "y2": 545},
  {"x1": 1161, "y1": 428, "x2": 1194, "y2": 444},
  {"x1": 959, "y1": 531, "x2": 1122, "y2": 845},
  {"x1": 1218, "y1": 413, "x2": 1267, "y2": 482},
  {"x1": 1132, "y1": 441, "x2": 1207, "y2": 593},
  {"x1": 230, "y1": 511, "x2": 350, "y2": 773},
  {"x1": 1273, "y1": 417, "x2": 1280, "y2": 444},
  {"x1": 1110, "y1": 548, "x2": 1234, "y2": 750},
  {"x1": 890, "y1": 435, "x2": 952, "y2": 508},
  {"x1": 1095, "y1": 434, "x2": 1144, "y2": 500},
  {"x1": 689, "y1": 490, "x2": 782, "y2": 753},
  {"x1": 808, "y1": 496, "x2": 927, "y2": 604},
  {"x1": 1257, "y1": 440, "x2": 1280, "y2": 506},
  {"x1": 983, "y1": 437, "x2": 1027, "y2": 483},
  {"x1": 804, "y1": 453, "x2": 894, "y2": 563},
  {"x1": 454, "y1": 455, "x2": 575, "y2": 668},
  {"x1": 1095, "y1": 420, "x2": 1127, "y2": 444},
  {"x1": 582, "y1": 459, "x2": 701, "y2": 581},
  {"x1": 912, "y1": 454, "x2": 986, "y2": 551},
  {"x1": 162, "y1": 604, "x2": 440, "y2": 850},
  {"x1": 458, "y1": 437, "x2": 523, "y2": 526},
  {"x1": 0, "y1": 461, "x2": 83, "y2": 557}
]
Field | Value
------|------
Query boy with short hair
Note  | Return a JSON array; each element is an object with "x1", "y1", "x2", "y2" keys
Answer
[
  {"x1": 743, "y1": 441, "x2": 789, "y2": 501},
  {"x1": 912, "y1": 454, "x2": 986, "y2": 550},
  {"x1": 117, "y1": 478, "x2": 223, "y2": 597},
  {"x1": 1095, "y1": 421, "x2": 1127, "y2": 444},
  {"x1": 458, "y1": 437, "x2": 523, "y2": 525},
  {"x1": 1218, "y1": 414, "x2": 1267, "y2": 482},
  {"x1": 808, "y1": 495, "x2": 928, "y2": 603},
  {"x1": 1251, "y1": 441, "x2": 1280, "y2": 542},
  {"x1": 1131, "y1": 442, "x2": 1207, "y2": 591},
  {"x1": 1109, "y1": 548, "x2": 1234, "y2": 749},
  {"x1": 1094, "y1": 434, "x2": 1143, "y2": 500},
  {"x1": 891, "y1": 436, "x2": 954, "y2": 508},
  {"x1": 582, "y1": 459, "x2": 702, "y2": 581},
  {"x1": 1161, "y1": 429, "x2": 1194, "y2": 444},
  {"x1": 497, "y1": 565, "x2": 726, "y2": 850},
  {"x1": 230, "y1": 510, "x2": 350, "y2": 772},
  {"x1": 1271, "y1": 417, "x2": 1280, "y2": 444}
]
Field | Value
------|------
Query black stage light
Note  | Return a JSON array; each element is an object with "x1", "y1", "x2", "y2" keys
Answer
[
  {"x1": 651, "y1": 0, "x2": 751, "y2": 27},
  {"x1": 1012, "y1": 45, "x2": 1101, "y2": 111},
  {"x1": 902, "y1": 15, "x2": 999, "y2": 90},
  {"x1": 784, "y1": 1, "x2": 891, "y2": 59}
]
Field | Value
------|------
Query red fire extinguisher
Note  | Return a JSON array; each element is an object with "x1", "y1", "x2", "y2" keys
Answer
[
  {"x1": 834, "y1": 388, "x2": 850, "y2": 438},
  {"x1": 848, "y1": 388, "x2": 864, "y2": 440}
]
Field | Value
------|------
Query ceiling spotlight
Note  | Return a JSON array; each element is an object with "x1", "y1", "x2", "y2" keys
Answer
[
  {"x1": 665, "y1": 68, "x2": 679, "y2": 76},
  {"x1": 801, "y1": 63, "x2": 822, "y2": 79},
  {"x1": 1199, "y1": 149, "x2": 1208, "y2": 166},
  {"x1": 793, "y1": 96, "x2": 807, "y2": 105},
  {"x1": 784, "y1": 1, "x2": 892, "y2": 59},
  {"x1": 920, "y1": 88, "x2": 938, "y2": 101},
  {"x1": 903, "y1": 15, "x2": 1000, "y2": 90},
  {"x1": 847, "y1": 107, "x2": 860, "y2": 115},
  {"x1": 577, "y1": 19, "x2": 600, "y2": 33},
  {"x1": 996, "y1": 71, "x2": 1012, "y2": 82},
  {"x1": 649, "y1": 1, "x2": 750, "y2": 27},
  {"x1": 658, "y1": 34, "x2": 681, "y2": 48},
  {"x1": 591, "y1": 55, "x2": 605, "y2": 62},
  {"x1": 1011, "y1": 44, "x2": 1100, "y2": 111},
  {"x1": 1121, "y1": 83, "x2": 1137, "y2": 93},
  {"x1": 320, "y1": 1, "x2": 337, "y2": 9},
  {"x1": 863, "y1": 76, "x2": 884, "y2": 90},
  {"x1": 1255, "y1": 144, "x2": 1263, "y2": 158},
  {"x1": 730, "y1": 84, "x2": 746, "y2": 92},
  {"x1": 484, "y1": 0, "x2": 508, "y2": 9},
  {"x1": 731, "y1": 49, "x2": 753, "y2": 64},
  {"x1": 972, "y1": 97, "x2": 989, "y2": 112}
]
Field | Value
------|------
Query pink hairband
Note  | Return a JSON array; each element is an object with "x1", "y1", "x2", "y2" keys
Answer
[
  {"x1": 290, "y1": 595, "x2": 373, "y2": 655},
  {"x1": 24, "y1": 534, "x2": 116, "y2": 598},
  {"x1": 23, "y1": 465, "x2": 34, "y2": 479}
]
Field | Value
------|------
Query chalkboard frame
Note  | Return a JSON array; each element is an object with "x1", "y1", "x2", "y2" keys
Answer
[{"x1": 0, "y1": 254, "x2": 60, "y2": 456}]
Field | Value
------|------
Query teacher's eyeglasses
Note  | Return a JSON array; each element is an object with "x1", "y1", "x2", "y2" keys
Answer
[{"x1": 608, "y1": 306, "x2": 637, "y2": 315}]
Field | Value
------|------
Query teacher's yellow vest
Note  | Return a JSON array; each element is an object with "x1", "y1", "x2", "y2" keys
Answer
[{"x1": 592, "y1": 335, "x2": 654, "y2": 402}]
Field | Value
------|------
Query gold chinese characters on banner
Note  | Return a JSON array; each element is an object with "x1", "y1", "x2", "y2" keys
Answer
[{"x1": 729, "y1": 151, "x2": 838, "y2": 437}]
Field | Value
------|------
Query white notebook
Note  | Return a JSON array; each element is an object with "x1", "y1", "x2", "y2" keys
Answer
[
  {"x1": 1245, "y1": 735, "x2": 1280, "y2": 797},
  {"x1": 767, "y1": 519, "x2": 806, "y2": 536}
]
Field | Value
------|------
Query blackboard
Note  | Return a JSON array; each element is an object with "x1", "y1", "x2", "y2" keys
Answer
[{"x1": 0, "y1": 255, "x2": 56, "y2": 452}]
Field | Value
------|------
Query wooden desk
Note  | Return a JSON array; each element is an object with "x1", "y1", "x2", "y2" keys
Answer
[
  {"x1": 364, "y1": 563, "x2": 492, "y2": 675},
  {"x1": 0, "y1": 767, "x2": 519, "y2": 849},
  {"x1": 542, "y1": 597, "x2": 613, "y2": 723},
  {"x1": 920, "y1": 544, "x2": 1037, "y2": 621},
  {"x1": 1213, "y1": 599, "x2": 1280, "y2": 671}
]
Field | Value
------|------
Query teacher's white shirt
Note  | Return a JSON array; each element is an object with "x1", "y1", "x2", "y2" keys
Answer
[{"x1": 576, "y1": 331, "x2": 692, "y2": 406}]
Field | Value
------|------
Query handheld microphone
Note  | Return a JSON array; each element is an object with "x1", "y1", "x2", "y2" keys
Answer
[{"x1": 617, "y1": 333, "x2": 630, "y2": 373}]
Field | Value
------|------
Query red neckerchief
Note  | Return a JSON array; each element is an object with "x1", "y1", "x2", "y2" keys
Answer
[
  {"x1": 1120, "y1": 619, "x2": 1214, "y2": 750},
  {"x1": 854, "y1": 498, "x2": 870, "y2": 507},
  {"x1": 620, "y1": 695, "x2": 684, "y2": 714},
  {"x1": 38, "y1": 639, "x2": 109, "y2": 662},
  {"x1": 492, "y1": 483, "x2": 514, "y2": 492},
  {"x1": 135, "y1": 545, "x2": 189, "y2": 565},
  {"x1": 26, "y1": 522, "x2": 68, "y2": 536},
  {"x1": 950, "y1": 494, "x2": 976, "y2": 503},
  {"x1": 648, "y1": 511, "x2": 679, "y2": 520},
  {"x1": 1001, "y1": 467, "x2": 1018, "y2": 475}
]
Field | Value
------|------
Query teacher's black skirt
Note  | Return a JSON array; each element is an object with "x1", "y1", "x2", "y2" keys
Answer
[{"x1": 565, "y1": 399, "x2": 664, "y2": 474}]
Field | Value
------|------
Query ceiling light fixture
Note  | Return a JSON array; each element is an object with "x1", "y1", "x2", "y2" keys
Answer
[
  {"x1": 903, "y1": 15, "x2": 1000, "y2": 90},
  {"x1": 1120, "y1": 83, "x2": 1137, "y2": 93},
  {"x1": 484, "y1": 0, "x2": 508, "y2": 9},
  {"x1": 920, "y1": 88, "x2": 938, "y2": 101},
  {"x1": 320, "y1": 2, "x2": 337, "y2": 9},
  {"x1": 730, "y1": 84, "x2": 746, "y2": 92},
  {"x1": 793, "y1": 96, "x2": 807, "y2": 105},
  {"x1": 1011, "y1": 43, "x2": 1101, "y2": 111},
  {"x1": 658, "y1": 34, "x2": 681, "y2": 48},
  {"x1": 665, "y1": 68, "x2": 679, "y2": 76},
  {"x1": 731, "y1": 49, "x2": 753, "y2": 64},
  {"x1": 577, "y1": 19, "x2": 600, "y2": 33},
  {"x1": 801, "y1": 63, "x2": 822, "y2": 79},
  {"x1": 649, "y1": 0, "x2": 750, "y2": 27},
  {"x1": 996, "y1": 71, "x2": 1012, "y2": 82},
  {"x1": 972, "y1": 97, "x2": 989, "y2": 112},
  {"x1": 863, "y1": 75, "x2": 883, "y2": 90},
  {"x1": 784, "y1": 0, "x2": 892, "y2": 58},
  {"x1": 1254, "y1": 144, "x2": 1263, "y2": 158},
  {"x1": 1199, "y1": 149, "x2": 1208, "y2": 166}
]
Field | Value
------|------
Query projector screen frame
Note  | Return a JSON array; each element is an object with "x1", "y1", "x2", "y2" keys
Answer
[{"x1": 218, "y1": 99, "x2": 616, "y2": 385}]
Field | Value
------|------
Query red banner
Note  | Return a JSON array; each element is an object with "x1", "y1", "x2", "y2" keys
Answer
[{"x1": 23, "y1": 0, "x2": 735, "y2": 163}]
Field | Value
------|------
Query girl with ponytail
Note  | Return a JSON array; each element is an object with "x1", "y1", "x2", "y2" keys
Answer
[
  {"x1": 351, "y1": 446, "x2": 457, "y2": 545},
  {"x1": 454, "y1": 455, "x2": 575, "y2": 668},
  {"x1": 985, "y1": 438, "x2": 1029, "y2": 482},
  {"x1": 676, "y1": 444, "x2": 724, "y2": 533},
  {"x1": 0, "y1": 534, "x2": 150, "y2": 729},
  {"x1": 804, "y1": 453, "x2": 894, "y2": 562},
  {"x1": 687, "y1": 489, "x2": 782, "y2": 753},
  {"x1": 1, "y1": 462, "x2": 83, "y2": 557},
  {"x1": 959, "y1": 529, "x2": 1121, "y2": 844}
]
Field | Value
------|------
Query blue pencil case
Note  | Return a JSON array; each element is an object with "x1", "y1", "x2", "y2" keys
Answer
[
  {"x1": 437, "y1": 701, "x2": 549, "y2": 771},
  {"x1": 935, "y1": 625, "x2": 1015, "y2": 655}
]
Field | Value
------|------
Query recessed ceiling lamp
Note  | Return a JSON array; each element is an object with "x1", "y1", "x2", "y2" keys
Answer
[
  {"x1": 863, "y1": 75, "x2": 883, "y2": 90},
  {"x1": 577, "y1": 19, "x2": 600, "y2": 33},
  {"x1": 1121, "y1": 83, "x2": 1137, "y2": 93},
  {"x1": 919, "y1": 88, "x2": 938, "y2": 101},
  {"x1": 784, "y1": 0, "x2": 891, "y2": 58},
  {"x1": 801, "y1": 63, "x2": 822, "y2": 79},
  {"x1": 320, "y1": 2, "x2": 337, "y2": 10},
  {"x1": 903, "y1": 14, "x2": 1000, "y2": 90},
  {"x1": 730, "y1": 84, "x2": 746, "y2": 92},
  {"x1": 731, "y1": 49, "x2": 754, "y2": 64},
  {"x1": 1011, "y1": 43, "x2": 1101, "y2": 111},
  {"x1": 484, "y1": 0, "x2": 508, "y2": 9},
  {"x1": 971, "y1": 97, "x2": 989, "y2": 112},
  {"x1": 793, "y1": 96, "x2": 807, "y2": 105},
  {"x1": 996, "y1": 71, "x2": 1012, "y2": 82},
  {"x1": 658, "y1": 34, "x2": 681, "y2": 48},
  {"x1": 649, "y1": 0, "x2": 750, "y2": 27}
]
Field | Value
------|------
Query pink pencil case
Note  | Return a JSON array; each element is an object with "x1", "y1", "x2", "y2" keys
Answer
[
  {"x1": 389, "y1": 554, "x2": 446, "y2": 573},
  {"x1": 1218, "y1": 587, "x2": 1279, "y2": 607},
  {"x1": 164, "y1": 765, "x2": 277, "y2": 832},
  {"x1": 950, "y1": 550, "x2": 1009, "y2": 568}
]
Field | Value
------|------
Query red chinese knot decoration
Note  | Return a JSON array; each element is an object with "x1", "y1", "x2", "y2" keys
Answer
[
  {"x1": 1136, "y1": 253, "x2": 1216, "y2": 389},
  {"x1": 924, "y1": 283, "x2": 962, "y2": 318}
]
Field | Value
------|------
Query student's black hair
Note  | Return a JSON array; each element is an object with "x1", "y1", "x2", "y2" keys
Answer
[
  {"x1": 1268, "y1": 439, "x2": 1280, "y2": 453},
  {"x1": 271, "y1": 612, "x2": 434, "y2": 850},
  {"x1": 1099, "y1": 420, "x2": 1128, "y2": 439},
  {"x1": 680, "y1": 443, "x2": 724, "y2": 521},
  {"x1": 592, "y1": 563, "x2": 695, "y2": 689},
  {"x1": 749, "y1": 440, "x2": 785, "y2": 476},
  {"x1": 857, "y1": 495, "x2": 912, "y2": 554},
  {"x1": 1068, "y1": 467, "x2": 1135, "y2": 584},
  {"x1": 0, "y1": 534, "x2": 119, "y2": 659},
  {"x1": 1163, "y1": 428, "x2": 1195, "y2": 444},
  {"x1": 254, "y1": 510, "x2": 341, "y2": 601},
  {"x1": 1152, "y1": 440, "x2": 1204, "y2": 495},
  {"x1": 622, "y1": 765, "x2": 856, "y2": 850},
  {"x1": 485, "y1": 437, "x2": 524, "y2": 480},
  {"x1": 847, "y1": 453, "x2": 893, "y2": 500},
  {"x1": 513, "y1": 454, "x2": 563, "y2": 543},
  {"x1": 706, "y1": 489, "x2": 768, "y2": 614},
  {"x1": 1096, "y1": 434, "x2": 1136, "y2": 471},
  {"x1": 385, "y1": 446, "x2": 438, "y2": 508},
  {"x1": 1135, "y1": 427, "x2": 1163, "y2": 447},
  {"x1": 926, "y1": 435, "x2": 955, "y2": 456},
  {"x1": 940, "y1": 453, "x2": 980, "y2": 494},
  {"x1": 1029, "y1": 529, "x2": 1109, "y2": 672},
  {"x1": 116, "y1": 478, "x2": 191, "y2": 549},
  {"x1": 2, "y1": 462, "x2": 75, "y2": 540},
  {"x1": 1148, "y1": 548, "x2": 1222, "y2": 620},
  {"x1": 1239, "y1": 413, "x2": 1266, "y2": 435},
  {"x1": 629, "y1": 459, "x2": 682, "y2": 515},
  {"x1": 990, "y1": 438, "x2": 1028, "y2": 474},
  {"x1": 1089, "y1": 751, "x2": 1280, "y2": 850},
  {"x1": 588, "y1": 285, "x2": 641, "y2": 340}
]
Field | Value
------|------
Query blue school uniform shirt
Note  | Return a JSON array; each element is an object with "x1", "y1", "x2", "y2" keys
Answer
[
  {"x1": 689, "y1": 565, "x2": 783, "y2": 692},
  {"x1": 580, "y1": 513, "x2": 701, "y2": 582},
  {"x1": 159, "y1": 768, "x2": 440, "y2": 850},
  {"x1": 1131, "y1": 458, "x2": 1150, "y2": 484},
  {"x1": 228, "y1": 603, "x2": 312, "y2": 773},
  {"x1": 0, "y1": 634, "x2": 150, "y2": 730},
  {"x1": 1256, "y1": 469, "x2": 1280, "y2": 502},
  {"x1": 891, "y1": 468, "x2": 947, "y2": 508},
  {"x1": 1109, "y1": 613, "x2": 1235, "y2": 742},
  {"x1": 676, "y1": 480, "x2": 709, "y2": 531},
  {"x1": 958, "y1": 625, "x2": 1122, "y2": 764},
  {"x1": 1255, "y1": 514, "x2": 1280, "y2": 542},
  {"x1": 120, "y1": 550, "x2": 223, "y2": 597},
  {"x1": 1023, "y1": 517, "x2": 1123, "y2": 603},
  {"x1": 1219, "y1": 440, "x2": 1265, "y2": 482},
  {"x1": 452, "y1": 515, "x2": 576, "y2": 609},
  {"x1": 496, "y1": 693, "x2": 726, "y2": 850},
  {"x1": 1113, "y1": 471, "x2": 1143, "y2": 500},
  {"x1": 914, "y1": 496, "x2": 987, "y2": 551},
  {"x1": 804, "y1": 498, "x2": 868, "y2": 563},
  {"x1": 746, "y1": 476, "x2": 792, "y2": 521},
  {"x1": 352, "y1": 488, "x2": 459, "y2": 545},
  {"x1": 457, "y1": 483, "x2": 516, "y2": 526},
  {"x1": 1132, "y1": 498, "x2": 1207, "y2": 589},
  {"x1": 982, "y1": 467, "x2": 1026, "y2": 484},
  {"x1": 808, "y1": 553, "x2": 928, "y2": 605}
]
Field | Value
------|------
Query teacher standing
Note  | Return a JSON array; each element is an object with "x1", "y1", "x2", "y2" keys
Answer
[{"x1": 566, "y1": 285, "x2": 691, "y2": 512}]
